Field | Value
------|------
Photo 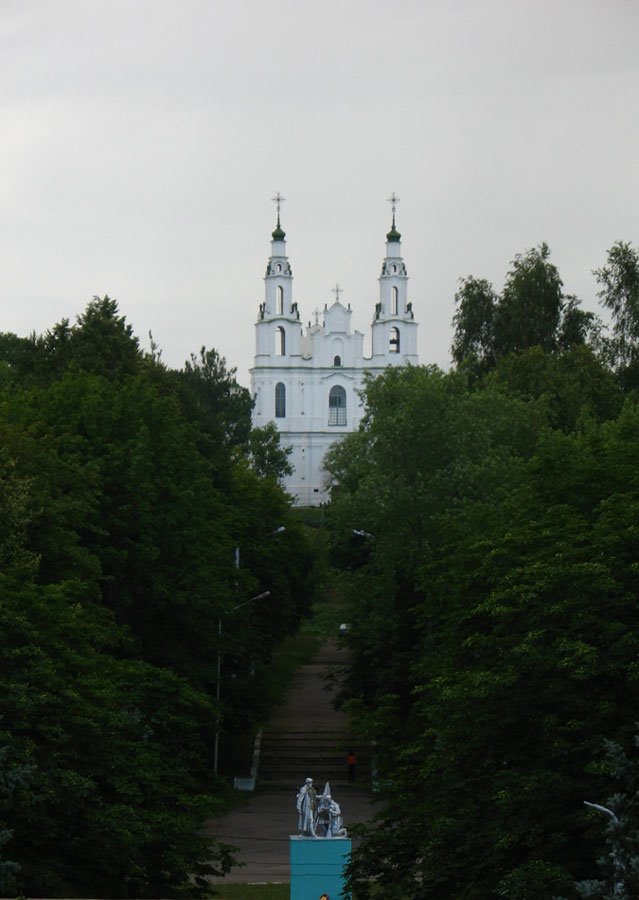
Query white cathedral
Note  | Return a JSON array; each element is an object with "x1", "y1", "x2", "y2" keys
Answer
[{"x1": 250, "y1": 196, "x2": 418, "y2": 506}]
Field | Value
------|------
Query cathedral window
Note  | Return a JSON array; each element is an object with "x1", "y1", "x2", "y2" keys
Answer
[
  {"x1": 333, "y1": 355, "x2": 341, "y2": 366},
  {"x1": 328, "y1": 385, "x2": 347, "y2": 425},
  {"x1": 391, "y1": 286, "x2": 398, "y2": 316},
  {"x1": 276, "y1": 285, "x2": 284, "y2": 315},
  {"x1": 275, "y1": 382, "x2": 286, "y2": 417},
  {"x1": 389, "y1": 327, "x2": 400, "y2": 353},
  {"x1": 276, "y1": 326, "x2": 286, "y2": 356}
]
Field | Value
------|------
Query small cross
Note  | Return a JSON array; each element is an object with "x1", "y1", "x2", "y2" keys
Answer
[
  {"x1": 312, "y1": 307, "x2": 321, "y2": 326},
  {"x1": 332, "y1": 283, "x2": 343, "y2": 303},
  {"x1": 272, "y1": 191, "x2": 285, "y2": 219},
  {"x1": 387, "y1": 192, "x2": 400, "y2": 221}
]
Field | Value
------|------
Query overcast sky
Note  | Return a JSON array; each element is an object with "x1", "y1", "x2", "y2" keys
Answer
[{"x1": 2, "y1": 0, "x2": 637, "y2": 386}]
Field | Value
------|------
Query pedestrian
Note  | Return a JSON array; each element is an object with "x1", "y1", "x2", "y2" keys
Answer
[{"x1": 347, "y1": 749, "x2": 356, "y2": 783}]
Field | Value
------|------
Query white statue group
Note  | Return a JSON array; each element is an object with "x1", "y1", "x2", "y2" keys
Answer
[{"x1": 296, "y1": 778, "x2": 347, "y2": 838}]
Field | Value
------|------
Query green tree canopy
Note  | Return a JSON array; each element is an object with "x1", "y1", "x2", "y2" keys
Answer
[
  {"x1": 594, "y1": 240, "x2": 639, "y2": 387},
  {"x1": 0, "y1": 295, "x2": 316, "y2": 896},
  {"x1": 326, "y1": 363, "x2": 638, "y2": 898},
  {"x1": 452, "y1": 244, "x2": 598, "y2": 377},
  {"x1": 576, "y1": 731, "x2": 639, "y2": 899}
]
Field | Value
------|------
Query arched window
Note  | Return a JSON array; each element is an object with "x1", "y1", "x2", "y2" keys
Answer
[
  {"x1": 275, "y1": 382, "x2": 286, "y2": 418},
  {"x1": 333, "y1": 355, "x2": 341, "y2": 366},
  {"x1": 276, "y1": 285, "x2": 284, "y2": 315},
  {"x1": 391, "y1": 286, "x2": 398, "y2": 316},
  {"x1": 389, "y1": 327, "x2": 400, "y2": 353},
  {"x1": 275, "y1": 326, "x2": 286, "y2": 356},
  {"x1": 328, "y1": 385, "x2": 347, "y2": 426}
]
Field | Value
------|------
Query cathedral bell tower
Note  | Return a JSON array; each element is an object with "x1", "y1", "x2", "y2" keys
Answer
[
  {"x1": 370, "y1": 193, "x2": 418, "y2": 365},
  {"x1": 254, "y1": 192, "x2": 301, "y2": 363}
]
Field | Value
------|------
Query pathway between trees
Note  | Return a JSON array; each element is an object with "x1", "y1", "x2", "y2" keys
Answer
[{"x1": 205, "y1": 639, "x2": 376, "y2": 885}]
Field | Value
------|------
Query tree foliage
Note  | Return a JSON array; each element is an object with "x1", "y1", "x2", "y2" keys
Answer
[
  {"x1": 451, "y1": 276, "x2": 498, "y2": 373},
  {"x1": 495, "y1": 242, "x2": 564, "y2": 353},
  {"x1": 326, "y1": 357, "x2": 637, "y2": 898},
  {"x1": 0, "y1": 297, "x2": 313, "y2": 896},
  {"x1": 594, "y1": 240, "x2": 639, "y2": 387},
  {"x1": 248, "y1": 421, "x2": 293, "y2": 480},
  {"x1": 576, "y1": 731, "x2": 639, "y2": 899},
  {"x1": 452, "y1": 244, "x2": 598, "y2": 376}
]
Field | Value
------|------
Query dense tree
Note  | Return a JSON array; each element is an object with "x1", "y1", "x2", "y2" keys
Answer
[
  {"x1": 494, "y1": 242, "x2": 564, "y2": 353},
  {"x1": 0, "y1": 298, "x2": 143, "y2": 386},
  {"x1": 490, "y1": 345, "x2": 621, "y2": 432},
  {"x1": 452, "y1": 244, "x2": 597, "y2": 377},
  {"x1": 248, "y1": 421, "x2": 293, "y2": 480},
  {"x1": 0, "y1": 438, "x2": 38, "y2": 579},
  {"x1": 48, "y1": 296, "x2": 142, "y2": 379},
  {"x1": 326, "y1": 366, "x2": 540, "y2": 712},
  {"x1": 0, "y1": 332, "x2": 40, "y2": 379},
  {"x1": 451, "y1": 276, "x2": 498, "y2": 372},
  {"x1": 176, "y1": 346, "x2": 253, "y2": 455},
  {"x1": 0, "y1": 576, "x2": 233, "y2": 897},
  {"x1": 0, "y1": 742, "x2": 32, "y2": 895},
  {"x1": 594, "y1": 241, "x2": 639, "y2": 387},
  {"x1": 0, "y1": 296, "x2": 313, "y2": 896},
  {"x1": 327, "y1": 364, "x2": 639, "y2": 898},
  {"x1": 558, "y1": 295, "x2": 598, "y2": 351},
  {"x1": 576, "y1": 731, "x2": 639, "y2": 899}
]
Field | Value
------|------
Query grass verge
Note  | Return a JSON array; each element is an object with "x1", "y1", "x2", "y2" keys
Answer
[{"x1": 212, "y1": 884, "x2": 289, "y2": 899}]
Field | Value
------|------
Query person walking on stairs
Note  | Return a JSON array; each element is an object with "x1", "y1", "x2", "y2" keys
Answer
[{"x1": 347, "y1": 749, "x2": 356, "y2": 783}]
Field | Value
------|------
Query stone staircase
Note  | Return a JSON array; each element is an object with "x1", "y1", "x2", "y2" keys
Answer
[
  {"x1": 205, "y1": 639, "x2": 377, "y2": 883},
  {"x1": 258, "y1": 730, "x2": 368, "y2": 789},
  {"x1": 256, "y1": 640, "x2": 369, "y2": 791}
]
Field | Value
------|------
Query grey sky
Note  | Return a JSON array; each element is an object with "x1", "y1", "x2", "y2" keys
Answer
[{"x1": 2, "y1": 0, "x2": 637, "y2": 385}]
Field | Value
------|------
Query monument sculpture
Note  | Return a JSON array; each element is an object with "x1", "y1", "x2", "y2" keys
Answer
[
  {"x1": 296, "y1": 778, "x2": 347, "y2": 838},
  {"x1": 291, "y1": 776, "x2": 351, "y2": 899},
  {"x1": 296, "y1": 777, "x2": 318, "y2": 836}
]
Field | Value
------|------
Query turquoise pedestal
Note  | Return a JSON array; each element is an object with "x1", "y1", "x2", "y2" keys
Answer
[{"x1": 289, "y1": 835, "x2": 351, "y2": 900}]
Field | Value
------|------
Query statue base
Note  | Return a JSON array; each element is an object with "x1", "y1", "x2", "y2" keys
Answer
[{"x1": 289, "y1": 835, "x2": 351, "y2": 900}]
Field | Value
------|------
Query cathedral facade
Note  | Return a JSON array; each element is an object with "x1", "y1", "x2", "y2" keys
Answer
[{"x1": 250, "y1": 199, "x2": 418, "y2": 506}]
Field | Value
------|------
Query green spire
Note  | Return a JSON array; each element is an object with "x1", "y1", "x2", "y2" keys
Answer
[
  {"x1": 386, "y1": 191, "x2": 401, "y2": 241},
  {"x1": 271, "y1": 191, "x2": 286, "y2": 240},
  {"x1": 386, "y1": 221, "x2": 401, "y2": 242},
  {"x1": 272, "y1": 216, "x2": 286, "y2": 241}
]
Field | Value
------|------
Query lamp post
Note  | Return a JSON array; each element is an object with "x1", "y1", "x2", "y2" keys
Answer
[
  {"x1": 213, "y1": 590, "x2": 271, "y2": 777},
  {"x1": 583, "y1": 801, "x2": 624, "y2": 898},
  {"x1": 214, "y1": 525, "x2": 285, "y2": 776},
  {"x1": 234, "y1": 526, "x2": 285, "y2": 571}
]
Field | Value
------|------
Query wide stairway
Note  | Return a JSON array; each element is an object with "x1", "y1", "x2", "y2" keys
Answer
[
  {"x1": 258, "y1": 639, "x2": 368, "y2": 790},
  {"x1": 205, "y1": 638, "x2": 375, "y2": 884}
]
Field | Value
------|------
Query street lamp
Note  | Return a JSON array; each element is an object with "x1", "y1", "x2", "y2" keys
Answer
[
  {"x1": 214, "y1": 526, "x2": 285, "y2": 776},
  {"x1": 213, "y1": 590, "x2": 271, "y2": 777},
  {"x1": 234, "y1": 526, "x2": 285, "y2": 570},
  {"x1": 583, "y1": 801, "x2": 624, "y2": 897}
]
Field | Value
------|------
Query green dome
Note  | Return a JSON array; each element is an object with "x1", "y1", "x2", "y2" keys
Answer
[
  {"x1": 272, "y1": 221, "x2": 286, "y2": 241},
  {"x1": 386, "y1": 223, "x2": 401, "y2": 242}
]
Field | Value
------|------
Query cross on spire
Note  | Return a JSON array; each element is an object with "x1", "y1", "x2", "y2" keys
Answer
[
  {"x1": 332, "y1": 283, "x2": 343, "y2": 303},
  {"x1": 272, "y1": 191, "x2": 285, "y2": 224},
  {"x1": 387, "y1": 192, "x2": 400, "y2": 225}
]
